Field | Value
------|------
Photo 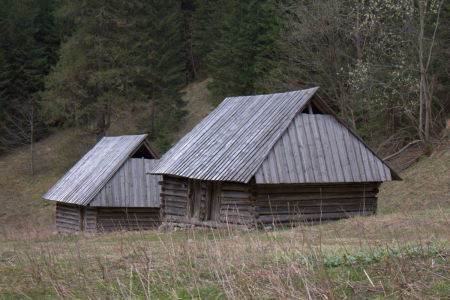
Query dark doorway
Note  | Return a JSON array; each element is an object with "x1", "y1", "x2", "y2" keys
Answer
[
  {"x1": 206, "y1": 182, "x2": 221, "y2": 221},
  {"x1": 187, "y1": 179, "x2": 202, "y2": 220}
]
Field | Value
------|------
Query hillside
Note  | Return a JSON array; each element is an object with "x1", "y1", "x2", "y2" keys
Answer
[
  {"x1": 0, "y1": 96, "x2": 449, "y2": 297},
  {"x1": 0, "y1": 144, "x2": 448, "y2": 298},
  {"x1": 0, "y1": 79, "x2": 215, "y2": 239}
]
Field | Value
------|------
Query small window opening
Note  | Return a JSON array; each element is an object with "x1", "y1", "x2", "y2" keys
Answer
[
  {"x1": 302, "y1": 103, "x2": 323, "y2": 114},
  {"x1": 131, "y1": 145, "x2": 155, "y2": 159}
]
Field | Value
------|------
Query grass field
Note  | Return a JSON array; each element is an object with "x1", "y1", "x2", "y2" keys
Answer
[
  {"x1": 0, "y1": 147, "x2": 448, "y2": 298},
  {"x1": 0, "y1": 83, "x2": 448, "y2": 298}
]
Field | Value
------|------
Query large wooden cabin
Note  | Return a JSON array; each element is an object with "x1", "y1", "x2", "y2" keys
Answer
[
  {"x1": 43, "y1": 135, "x2": 162, "y2": 233},
  {"x1": 151, "y1": 88, "x2": 400, "y2": 228}
]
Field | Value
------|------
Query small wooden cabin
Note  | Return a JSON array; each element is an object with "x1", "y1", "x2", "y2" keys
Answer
[
  {"x1": 151, "y1": 88, "x2": 400, "y2": 228},
  {"x1": 43, "y1": 134, "x2": 162, "y2": 233}
]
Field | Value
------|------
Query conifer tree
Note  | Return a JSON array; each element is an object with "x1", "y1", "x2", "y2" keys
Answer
[
  {"x1": 0, "y1": 0, "x2": 58, "y2": 151},
  {"x1": 204, "y1": 0, "x2": 281, "y2": 98}
]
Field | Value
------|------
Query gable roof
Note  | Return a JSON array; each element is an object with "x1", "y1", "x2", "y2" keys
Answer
[
  {"x1": 43, "y1": 134, "x2": 155, "y2": 206},
  {"x1": 152, "y1": 88, "x2": 318, "y2": 182},
  {"x1": 152, "y1": 88, "x2": 399, "y2": 183},
  {"x1": 255, "y1": 113, "x2": 393, "y2": 183}
]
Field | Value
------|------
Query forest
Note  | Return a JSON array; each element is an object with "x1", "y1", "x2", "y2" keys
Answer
[{"x1": 0, "y1": 0, "x2": 448, "y2": 156}]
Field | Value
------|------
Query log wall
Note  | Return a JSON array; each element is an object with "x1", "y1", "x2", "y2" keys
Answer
[
  {"x1": 56, "y1": 203, "x2": 82, "y2": 233},
  {"x1": 160, "y1": 177, "x2": 379, "y2": 228},
  {"x1": 160, "y1": 175, "x2": 189, "y2": 222},
  {"x1": 96, "y1": 207, "x2": 160, "y2": 231},
  {"x1": 254, "y1": 182, "x2": 380, "y2": 226},
  {"x1": 219, "y1": 182, "x2": 253, "y2": 225}
]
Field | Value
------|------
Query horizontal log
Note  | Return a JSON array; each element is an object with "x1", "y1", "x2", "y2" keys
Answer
[
  {"x1": 256, "y1": 192, "x2": 377, "y2": 202},
  {"x1": 255, "y1": 184, "x2": 380, "y2": 194},
  {"x1": 162, "y1": 176, "x2": 187, "y2": 185},
  {"x1": 163, "y1": 206, "x2": 187, "y2": 216},
  {"x1": 164, "y1": 215, "x2": 189, "y2": 223},
  {"x1": 221, "y1": 183, "x2": 250, "y2": 192},
  {"x1": 57, "y1": 226, "x2": 78, "y2": 233},
  {"x1": 161, "y1": 183, "x2": 187, "y2": 191},
  {"x1": 219, "y1": 215, "x2": 254, "y2": 224},
  {"x1": 220, "y1": 210, "x2": 253, "y2": 218},
  {"x1": 257, "y1": 186, "x2": 380, "y2": 193},
  {"x1": 257, "y1": 211, "x2": 374, "y2": 223},
  {"x1": 256, "y1": 198, "x2": 377, "y2": 208},
  {"x1": 161, "y1": 190, "x2": 188, "y2": 198},
  {"x1": 257, "y1": 205, "x2": 376, "y2": 215},
  {"x1": 221, "y1": 199, "x2": 252, "y2": 205},
  {"x1": 56, "y1": 208, "x2": 80, "y2": 217},
  {"x1": 164, "y1": 201, "x2": 187, "y2": 209},
  {"x1": 162, "y1": 195, "x2": 187, "y2": 202},
  {"x1": 97, "y1": 207, "x2": 159, "y2": 212},
  {"x1": 221, "y1": 190, "x2": 250, "y2": 199},
  {"x1": 56, "y1": 216, "x2": 79, "y2": 225},
  {"x1": 56, "y1": 213, "x2": 80, "y2": 222}
]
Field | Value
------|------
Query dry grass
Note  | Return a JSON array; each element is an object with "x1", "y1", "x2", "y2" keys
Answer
[
  {"x1": 0, "y1": 79, "x2": 214, "y2": 238},
  {"x1": 0, "y1": 128, "x2": 97, "y2": 238},
  {"x1": 378, "y1": 146, "x2": 450, "y2": 214},
  {"x1": 0, "y1": 96, "x2": 449, "y2": 298},
  {"x1": 0, "y1": 211, "x2": 448, "y2": 299},
  {"x1": 173, "y1": 79, "x2": 215, "y2": 141}
]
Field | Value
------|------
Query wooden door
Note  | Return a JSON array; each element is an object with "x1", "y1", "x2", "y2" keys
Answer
[
  {"x1": 206, "y1": 182, "x2": 221, "y2": 221},
  {"x1": 187, "y1": 179, "x2": 202, "y2": 220}
]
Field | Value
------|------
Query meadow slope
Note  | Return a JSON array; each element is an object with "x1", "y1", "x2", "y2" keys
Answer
[{"x1": 0, "y1": 82, "x2": 448, "y2": 298}]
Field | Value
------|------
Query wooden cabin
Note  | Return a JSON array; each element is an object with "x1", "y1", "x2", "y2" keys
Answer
[
  {"x1": 43, "y1": 134, "x2": 162, "y2": 233},
  {"x1": 151, "y1": 88, "x2": 400, "y2": 228}
]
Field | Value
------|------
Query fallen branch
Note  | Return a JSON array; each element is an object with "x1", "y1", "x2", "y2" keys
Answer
[{"x1": 383, "y1": 140, "x2": 421, "y2": 161}]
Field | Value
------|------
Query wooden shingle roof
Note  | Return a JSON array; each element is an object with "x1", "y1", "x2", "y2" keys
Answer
[
  {"x1": 152, "y1": 88, "x2": 399, "y2": 183},
  {"x1": 255, "y1": 113, "x2": 393, "y2": 183},
  {"x1": 43, "y1": 134, "x2": 156, "y2": 205}
]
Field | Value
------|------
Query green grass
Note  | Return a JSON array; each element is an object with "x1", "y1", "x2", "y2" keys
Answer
[{"x1": 0, "y1": 104, "x2": 448, "y2": 298}]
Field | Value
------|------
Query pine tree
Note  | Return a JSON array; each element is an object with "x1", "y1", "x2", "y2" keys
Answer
[
  {"x1": 204, "y1": 0, "x2": 282, "y2": 98},
  {"x1": 43, "y1": 0, "x2": 187, "y2": 150},
  {"x1": 42, "y1": 0, "x2": 138, "y2": 138},
  {"x1": 130, "y1": 0, "x2": 187, "y2": 149},
  {"x1": 0, "y1": 0, "x2": 59, "y2": 151}
]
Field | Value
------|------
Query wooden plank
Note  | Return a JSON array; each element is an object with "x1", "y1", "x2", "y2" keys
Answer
[
  {"x1": 333, "y1": 121, "x2": 354, "y2": 181},
  {"x1": 316, "y1": 116, "x2": 337, "y2": 181},
  {"x1": 287, "y1": 120, "x2": 306, "y2": 182},
  {"x1": 295, "y1": 114, "x2": 315, "y2": 182},
  {"x1": 309, "y1": 114, "x2": 329, "y2": 182},
  {"x1": 323, "y1": 115, "x2": 346, "y2": 182}
]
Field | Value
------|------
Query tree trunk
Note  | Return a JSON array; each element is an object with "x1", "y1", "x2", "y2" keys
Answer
[
  {"x1": 30, "y1": 102, "x2": 34, "y2": 176},
  {"x1": 418, "y1": 1, "x2": 426, "y2": 142},
  {"x1": 96, "y1": 7, "x2": 107, "y2": 140}
]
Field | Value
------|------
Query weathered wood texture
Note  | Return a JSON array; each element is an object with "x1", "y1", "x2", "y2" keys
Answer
[
  {"x1": 152, "y1": 88, "x2": 318, "y2": 182},
  {"x1": 83, "y1": 207, "x2": 97, "y2": 232},
  {"x1": 56, "y1": 203, "x2": 159, "y2": 233},
  {"x1": 56, "y1": 203, "x2": 82, "y2": 233},
  {"x1": 96, "y1": 207, "x2": 160, "y2": 232},
  {"x1": 219, "y1": 182, "x2": 253, "y2": 225},
  {"x1": 161, "y1": 177, "x2": 253, "y2": 225},
  {"x1": 90, "y1": 158, "x2": 161, "y2": 207},
  {"x1": 254, "y1": 183, "x2": 380, "y2": 226},
  {"x1": 255, "y1": 114, "x2": 392, "y2": 183},
  {"x1": 160, "y1": 177, "x2": 380, "y2": 228},
  {"x1": 160, "y1": 175, "x2": 189, "y2": 218}
]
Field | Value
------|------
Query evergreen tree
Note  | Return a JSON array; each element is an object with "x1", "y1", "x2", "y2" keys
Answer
[
  {"x1": 43, "y1": 0, "x2": 187, "y2": 150},
  {"x1": 0, "y1": 0, "x2": 59, "y2": 151},
  {"x1": 130, "y1": 0, "x2": 187, "y2": 149},
  {"x1": 42, "y1": 0, "x2": 141, "y2": 138},
  {"x1": 204, "y1": 0, "x2": 282, "y2": 99}
]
